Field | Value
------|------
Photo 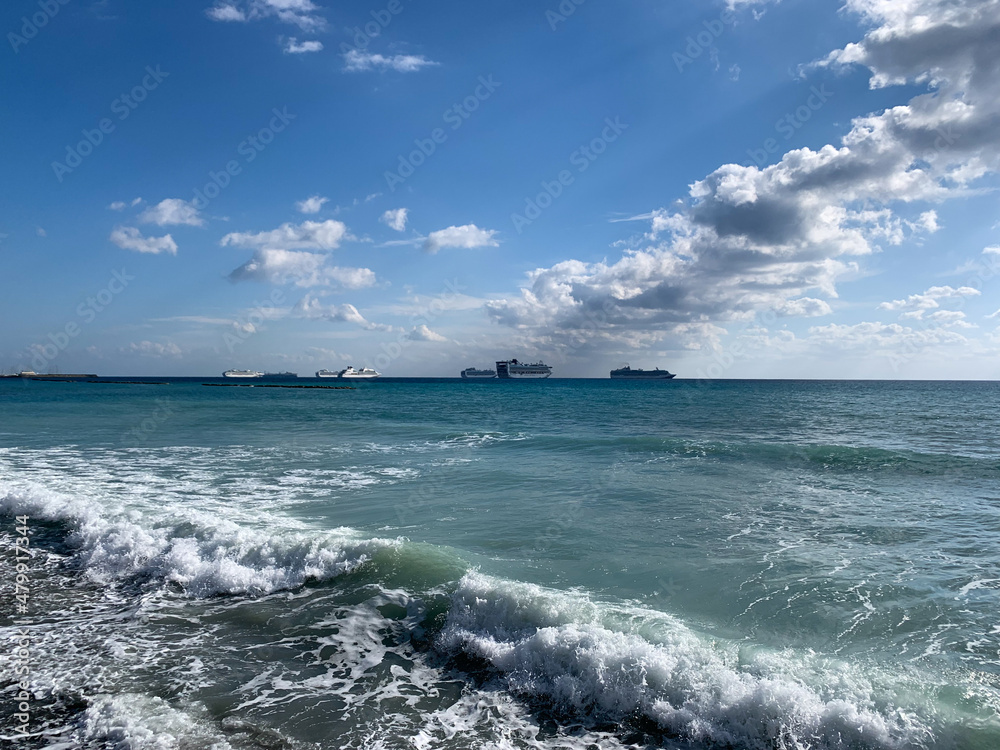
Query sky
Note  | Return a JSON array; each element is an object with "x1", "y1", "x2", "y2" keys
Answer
[{"x1": 1, "y1": 0, "x2": 999, "y2": 378}]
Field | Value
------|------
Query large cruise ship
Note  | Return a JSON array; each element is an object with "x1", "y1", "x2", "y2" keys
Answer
[
  {"x1": 316, "y1": 367, "x2": 380, "y2": 379},
  {"x1": 263, "y1": 371, "x2": 297, "y2": 379},
  {"x1": 460, "y1": 367, "x2": 496, "y2": 379},
  {"x1": 496, "y1": 359, "x2": 552, "y2": 379},
  {"x1": 610, "y1": 365, "x2": 676, "y2": 380},
  {"x1": 223, "y1": 369, "x2": 263, "y2": 378},
  {"x1": 337, "y1": 366, "x2": 381, "y2": 379}
]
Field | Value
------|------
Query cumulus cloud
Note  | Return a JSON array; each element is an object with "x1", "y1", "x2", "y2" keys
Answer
[
  {"x1": 343, "y1": 50, "x2": 439, "y2": 73},
  {"x1": 283, "y1": 37, "x2": 322, "y2": 54},
  {"x1": 405, "y1": 324, "x2": 449, "y2": 342},
  {"x1": 807, "y1": 320, "x2": 968, "y2": 351},
  {"x1": 206, "y1": 3, "x2": 246, "y2": 22},
  {"x1": 110, "y1": 226, "x2": 178, "y2": 255},
  {"x1": 139, "y1": 198, "x2": 205, "y2": 227},
  {"x1": 775, "y1": 297, "x2": 833, "y2": 317},
  {"x1": 424, "y1": 224, "x2": 498, "y2": 253},
  {"x1": 221, "y1": 219, "x2": 348, "y2": 250},
  {"x1": 293, "y1": 295, "x2": 393, "y2": 330},
  {"x1": 380, "y1": 208, "x2": 408, "y2": 232},
  {"x1": 878, "y1": 285, "x2": 980, "y2": 313},
  {"x1": 487, "y1": 0, "x2": 1000, "y2": 358},
  {"x1": 228, "y1": 248, "x2": 375, "y2": 288},
  {"x1": 295, "y1": 195, "x2": 329, "y2": 214},
  {"x1": 206, "y1": 0, "x2": 325, "y2": 30}
]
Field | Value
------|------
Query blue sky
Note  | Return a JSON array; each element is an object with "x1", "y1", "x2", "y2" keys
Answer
[{"x1": 2, "y1": 0, "x2": 998, "y2": 377}]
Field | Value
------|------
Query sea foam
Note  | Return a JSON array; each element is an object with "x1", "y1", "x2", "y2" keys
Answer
[
  {"x1": 0, "y1": 480, "x2": 398, "y2": 597},
  {"x1": 438, "y1": 572, "x2": 933, "y2": 749}
]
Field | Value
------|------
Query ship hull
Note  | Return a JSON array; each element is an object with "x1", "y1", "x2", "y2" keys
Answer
[{"x1": 610, "y1": 372, "x2": 676, "y2": 380}]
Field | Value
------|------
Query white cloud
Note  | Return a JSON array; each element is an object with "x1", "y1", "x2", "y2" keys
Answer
[
  {"x1": 775, "y1": 297, "x2": 832, "y2": 317},
  {"x1": 109, "y1": 197, "x2": 143, "y2": 211},
  {"x1": 110, "y1": 226, "x2": 178, "y2": 255},
  {"x1": 283, "y1": 37, "x2": 322, "y2": 54},
  {"x1": 406, "y1": 324, "x2": 449, "y2": 342},
  {"x1": 139, "y1": 198, "x2": 205, "y2": 227},
  {"x1": 342, "y1": 50, "x2": 439, "y2": 73},
  {"x1": 487, "y1": 0, "x2": 1000, "y2": 359},
  {"x1": 36, "y1": 227, "x2": 46, "y2": 238},
  {"x1": 807, "y1": 321, "x2": 968, "y2": 351},
  {"x1": 229, "y1": 248, "x2": 375, "y2": 288},
  {"x1": 122, "y1": 340, "x2": 183, "y2": 358},
  {"x1": 878, "y1": 285, "x2": 980, "y2": 313},
  {"x1": 206, "y1": 0, "x2": 325, "y2": 30},
  {"x1": 424, "y1": 224, "x2": 498, "y2": 253},
  {"x1": 295, "y1": 195, "x2": 329, "y2": 214},
  {"x1": 380, "y1": 208, "x2": 408, "y2": 232},
  {"x1": 293, "y1": 295, "x2": 393, "y2": 330},
  {"x1": 206, "y1": 3, "x2": 245, "y2": 21},
  {"x1": 221, "y1": 219, "x2": 349, "y2": 250}
]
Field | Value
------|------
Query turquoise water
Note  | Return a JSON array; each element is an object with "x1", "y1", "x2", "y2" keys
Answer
[{"x1": 1, "y1": 378, "x2": 999, "y2": 748}]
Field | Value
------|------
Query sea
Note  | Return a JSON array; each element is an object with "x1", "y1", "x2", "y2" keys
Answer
[{"x1": 1, "y1": 377, "x2": 999, "y2": 750}]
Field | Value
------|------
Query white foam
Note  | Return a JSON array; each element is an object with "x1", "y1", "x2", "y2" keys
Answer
[
  {"x1": 438, "y1": 572, "x2": 933, "y2": 749},
  {"x1": 0, "y1": 479, "x2": 398, "y2": 597},
  {"x1": 77, "y1": 694, "x2": 232, "y2": 749}
]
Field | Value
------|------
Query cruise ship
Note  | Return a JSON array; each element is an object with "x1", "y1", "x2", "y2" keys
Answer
[
  {"x1": 223, "y1": 369, "x2": 263, "y2": 378},
  {"x1": 263, "y1": 372, "x2": 298, "y2": 379},
  {"x1": 333, "y1": 366, "x2": 381, "y2": 379},
  {"x1": 610, "y1": 365, "x2": 676, "y2": 380},
  {"x1": 460, "y1": 367, "x2": 496, "y2": 379},
  {"x1": 496, "y1": 359, "x2": 552, "y2": 379}
]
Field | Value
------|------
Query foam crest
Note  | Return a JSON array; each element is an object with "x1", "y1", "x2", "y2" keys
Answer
[
  {"x1": 0, "y1": 481, "x2": 397, "y2": 597},
  {"x1": 439, "y1": 572, "x2": 932, "y2": 749},
  {"x1": 78, "y1": 694, "x2": 232, "y2": 749}
]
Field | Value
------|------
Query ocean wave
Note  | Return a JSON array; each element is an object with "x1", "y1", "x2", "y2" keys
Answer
[
  {"x1": 0, "y1": 481, "x2": 399, "y2": 597},
  {"x1": 508, "y1": 435, "x2": 998, "y2": 477},
  {"x1": 438, "y1": 572, "x2": 934, "y2": 749}
]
